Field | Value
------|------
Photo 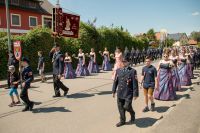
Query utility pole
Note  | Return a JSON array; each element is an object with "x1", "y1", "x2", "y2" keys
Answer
[{"x1": 5, "y1": 0, "x2": 12, "y2": 54}]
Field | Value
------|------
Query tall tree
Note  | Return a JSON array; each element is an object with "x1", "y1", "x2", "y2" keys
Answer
[
  {"x1": 190, "y1": 31, "x2": 200, "y2": 42},
  {"x1": 146, "y1": 28, "x2": 156, "y2": 41}
]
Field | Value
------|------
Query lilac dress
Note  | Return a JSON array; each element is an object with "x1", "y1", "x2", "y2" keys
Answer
[
  {"x1": 171, "y1": 59, "x2": 181, "y2": 91},
  {"x1": 187, "y1": 55, "x2": 194, "y2": 79},
  {"x1": 154, "y1": 63, "x2": 177, "y2": 101},
  {"x1": 88, "y1": 54, "x2": 99, "y2": 73},
  {"x1": 102, "y1": 53, "x2": 112, "y2": 71},
  {"x1": 75, "y1": 55, "x2": 90, "y2": 76},
  {"x1": 178, "y1": 59, "x2": 192, "y2": 86},
  {"x1": 64, "y1": 58, "x2": 76, "y2": 79}
]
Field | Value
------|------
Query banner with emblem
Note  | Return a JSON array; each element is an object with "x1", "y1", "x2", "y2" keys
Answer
[
  {"x1": 13, "y1": 41, "x2": 22, "y2": 61},
  {"x1": 62, "y1": 13, "x2": 80, "y2": 38},
  {"x1": 52, "y1": 8, "x2": 80, "y2": 38}
]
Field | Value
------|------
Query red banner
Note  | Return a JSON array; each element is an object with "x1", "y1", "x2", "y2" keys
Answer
[
  {"x1": 52, "y1": 8, "x2": 80, "y2": 38},
  {"x1": 62, "y1": 13, "x2": 80, "y2": 38},
  {"x1": 13, "y1": 41, "x2": 22, "y2": 61}
]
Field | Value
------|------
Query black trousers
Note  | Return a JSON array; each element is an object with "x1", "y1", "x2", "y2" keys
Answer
[
  {"x1": 130, "y1": 58, "x2": 135, "y2": 66},
  {"x1": 142, "y1": 56, "x2": 145, "y2": 63},
  {"x1": 133, "y1": 58, "x2": 137, "y2": 65},
  {"x1": 117, "y1": 98, "x2": 135, "y2": 123},
  {"x1": 20, "y1": 85, "x2": 32, "y2": 107},
  {"x1": 53, "y1": 74, "x2": 68, "y2": 96}
]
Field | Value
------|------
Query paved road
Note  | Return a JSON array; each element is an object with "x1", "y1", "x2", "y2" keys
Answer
[{"x1": 0, "y1": 63, "x2": 199, "y2": 133}]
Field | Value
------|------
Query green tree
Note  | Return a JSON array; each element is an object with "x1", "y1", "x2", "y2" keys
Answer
[
  {"x1": 146, "y1": 28, "x2": 156, "y2": 41},
  {"x1": 165, "y1": 38, "x2": 175, "y2": 47},
  {"x1": 190, "y1": 31, "x2": 200, "y2": 42},
  {"x1": 0, "y1": 22, "x2": 150, "y2": 79}
]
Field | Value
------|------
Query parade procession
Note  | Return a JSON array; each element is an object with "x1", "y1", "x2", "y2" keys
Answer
[{"x1": 0, "y1": 0, "x2": 200, "y2": 133}]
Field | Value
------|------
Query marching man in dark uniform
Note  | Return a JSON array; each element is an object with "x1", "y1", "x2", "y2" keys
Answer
[
  {"x1": 50, "y1": 43, "x2": 69, "y2": 98},
  {"x1": 20, "y1": 57, "x2": 34, "y2": 112},
  {"x1": 130, "y1": 47, "x2": 136, "y2": 66},
  {"x1": 112, "y1": 53, "x2": 139, "y2": 127}
]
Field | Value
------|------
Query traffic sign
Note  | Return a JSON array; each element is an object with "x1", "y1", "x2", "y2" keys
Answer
[{"x1": 13, "y1": 41, "x2": 22, "y2": 61}]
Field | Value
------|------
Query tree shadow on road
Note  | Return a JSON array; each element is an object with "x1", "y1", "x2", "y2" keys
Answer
[
  {"x1": 179, "y1": 86, "x2": 195, "y2": 92},
  {"x1": 176, "y1": 94, "x2": 191, "y2": 100},
  {"x1": 194, "y1": 70, "x2": 200, "y2": 73},
  {"x1": 98, "y1": 71, "x2": 109, "y2": 73},
  {"x1": 30, "y1": 86, "x2": 40, "y2": 88},
  {"x1": 154, "y1": 106, "x2": 170, "y2": 113},
  {"x1": 192, "y1": 81, "x2": 200, "y2": 85},
  {"x1": 32, "y1": 107, "x2": 71, "y2": 113},
  {"x1": 67, "y1": 93, "x2": 94, "y2": 99},
  {"x1": 34, "y1": 102, "x2": 42, "y2": 105},
  {"x1": 46, "y1": 81, "x2": 54, "y2": 84},
  {"x1": 135, "y1": 117, "x2": 161, "y2": 128},
  {"x1": 96, "y1": 91, "x2": 112, "y2": 95}
]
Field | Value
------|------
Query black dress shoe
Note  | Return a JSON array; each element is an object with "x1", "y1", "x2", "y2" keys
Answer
[
  {"x1": 127, "y1": 118, "x2": 135, "y2": 124},
  {"x1": 116, "y1": 122, "x2": 125, "y2": 127},
  {"x1": 142, "y1": 106, "x2": 149, "y2": 112},
  {"x1": 22, "y1": 106, "x2": 29, "y2": 112},
  {"x1": 63, "y1": 88, "x2": 69, "y2": 96},
  {"x1": 52, "y1": 95, "x2": 61, "y2": 98},
  {"x1": 29, "y1": 102, "x2": 34, "y2": 111}
]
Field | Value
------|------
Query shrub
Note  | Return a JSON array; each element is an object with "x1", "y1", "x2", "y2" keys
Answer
[{"x1": 0, "y1": 23, "x2": 149, "y2": 79}]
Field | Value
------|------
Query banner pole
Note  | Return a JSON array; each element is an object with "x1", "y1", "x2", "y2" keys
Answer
[{"x1": 19, "y1": 60, "x2": 22, "y2": 90}]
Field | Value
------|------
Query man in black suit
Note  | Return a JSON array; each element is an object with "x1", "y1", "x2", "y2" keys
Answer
[
  {"x1": 49, "y1": 44, "x2": 69, "y2": 97},
  {"x1": 130, "y1": 47, "x2": 135, "y2": 66},
  {"x1": 112, "y1": 53, "x2": 139, "y2": 127}
]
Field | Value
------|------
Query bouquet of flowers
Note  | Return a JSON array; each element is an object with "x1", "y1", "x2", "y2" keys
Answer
[
  {"x1": 110, "y1": 53, "x2": 114, "y2": 58},
  {"x1": 169, "y1": 61, "x2": 174, "y2": 68},
  {"x1": 72, "y1": 54, "x2": 76, "y2": 58}
]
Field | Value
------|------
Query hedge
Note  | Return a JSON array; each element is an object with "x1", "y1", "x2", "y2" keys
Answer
[{"x1": 0, "y1": 22, "x2": 149, "y2": 79}]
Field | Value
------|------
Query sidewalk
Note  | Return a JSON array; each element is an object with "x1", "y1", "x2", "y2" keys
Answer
[
  {"x1": 149, "y1": 83, "x2": 200, "y2": 133},
  {"x1": 0, "y1": 73, "x2": 53, "y2": 89},
  {"x1": 148, "y1": 69, "x2": 200, "y2": 133}
]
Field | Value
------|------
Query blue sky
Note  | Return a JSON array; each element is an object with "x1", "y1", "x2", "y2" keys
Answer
[{"x1": 49, "y1": 0, "x2": 200, "y2": 35}]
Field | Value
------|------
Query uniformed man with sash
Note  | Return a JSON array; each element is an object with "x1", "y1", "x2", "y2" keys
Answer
[{"x1": 112, "y1": 53, "x2": 139, "y2": 127}]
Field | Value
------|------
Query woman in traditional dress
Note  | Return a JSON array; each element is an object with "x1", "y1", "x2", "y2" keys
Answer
[
  {"x1": 178, "y1": 47, "x2": 192, "y2": 86},
  {"x1": 169, "y1": 48, "x2": 181, "y2": 91},
  {"x1": 75, "y1": 49, "x2": 90, "y2": 76},
  {"x1": 154, "y1": 48, "x2": 177, "y2": 101},
  {"x1": 111, "y1": 47, "x2": 123, "y2": 80},
  {"x1": 100, "y1": 47, "x2": 112, "y2": 71},
  {"x1": 64, "y1": 52, "x2": 76, "y2": 79},
  {"x1": 87, "y1": 48, "x2": 99, "y2": 73},
  {"x1": 186, "y1": 47, "x2": 194, "y2": 79}
]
